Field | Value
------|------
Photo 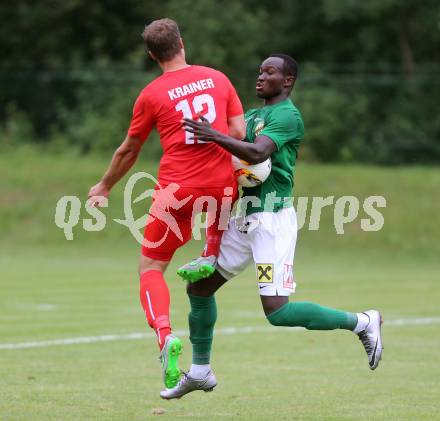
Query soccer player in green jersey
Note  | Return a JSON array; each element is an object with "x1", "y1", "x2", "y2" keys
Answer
[{"x1": 160, "y1": 54, "x2": 383, "y2": 399}]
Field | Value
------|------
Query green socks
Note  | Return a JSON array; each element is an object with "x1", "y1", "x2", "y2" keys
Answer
[
  {"x1": 188, "y1": 294, "x2": 217, "y2": 364},
  {"x1": 267, "y1": 301, "x2": 358, "y2": 331},
  {"x1": 188, "y1": 297, "x2": 357, "y2": 365}
]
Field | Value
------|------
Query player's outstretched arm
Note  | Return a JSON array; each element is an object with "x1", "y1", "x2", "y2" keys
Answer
[
  {"x1": 87, "y1": 135, "x2": 144, "y2": 207},
  {"x1": 183, "y1": 117, "x2": 275, "y2": 164}
]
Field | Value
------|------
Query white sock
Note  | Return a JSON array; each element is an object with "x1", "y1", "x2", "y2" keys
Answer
[
  {"x1": 189, "y1": 364, "x2": 210, "y2": 379},
  {"x1": 353, "y1": 312, "x2": 370, "y2": 334}
]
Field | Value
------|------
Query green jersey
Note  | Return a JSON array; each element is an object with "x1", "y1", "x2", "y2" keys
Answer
[{"x1": 241, "y1": 98, "x2": 304, "y2": 216}]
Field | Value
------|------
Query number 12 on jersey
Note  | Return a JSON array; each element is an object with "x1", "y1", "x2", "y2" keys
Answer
[{"x1": 175, "y1": 94, "x2": 217, "y2": 144}]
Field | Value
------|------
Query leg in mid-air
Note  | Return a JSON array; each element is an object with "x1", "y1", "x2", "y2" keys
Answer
[
  {"x1": 141, "y1": 185, "x2": 231, "y2": 389},
  {"x1": 138, "y1": 195, "x2": 195, "y2": 389},
  {"x1": 138, "y1": 255, "x2": 183, "y2": 389},
  {"x1": 260, "y1": 295, "x2": 383, "y2": 371},
  {"x1": 162, "y1": 213, "x2": 254, "y2": 399},
  {"x1": 160, "y1": 270, "x2": 228, "y2": 399},
  {"x1": 252, "y1": 208, "x2": 383, "y2": 371}
]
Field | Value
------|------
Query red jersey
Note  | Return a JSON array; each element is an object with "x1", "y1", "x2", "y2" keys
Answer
[{"x1": 128, "y1": 65, "x2": 243, "y2": 188}]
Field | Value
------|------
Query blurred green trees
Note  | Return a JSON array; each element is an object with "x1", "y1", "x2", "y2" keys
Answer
[{"x1": 1, "y1": 0, "x2": 439, "y2": 163}]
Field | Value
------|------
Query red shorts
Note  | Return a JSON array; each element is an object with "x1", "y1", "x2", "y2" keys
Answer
[{"x1": 142, "y1": 184, "x2": 237, "y2": 261}]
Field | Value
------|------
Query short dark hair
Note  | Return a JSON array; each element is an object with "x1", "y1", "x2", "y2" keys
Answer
[
  {"x1": 142, "y1": 18, "x2": 181, "y2": 62},
  {"x1": 269, "y1": 54, "x2": 298, "y2": 79}
]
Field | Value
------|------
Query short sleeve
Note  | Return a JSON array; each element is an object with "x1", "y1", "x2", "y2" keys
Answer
[
  {"x1": 260, "y1": 109, "x2": 304, "y2": 151},
  {"x1": 127, "y1": 93, "x2": 154, "y2": 141},
  {"x1": 226, "y1": 79, "x2": 244, "y2": 118}
]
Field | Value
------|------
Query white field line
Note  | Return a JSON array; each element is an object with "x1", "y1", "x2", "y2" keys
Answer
[{"x1": 1, "y1": 317, "x2": 440, "y2": 351}]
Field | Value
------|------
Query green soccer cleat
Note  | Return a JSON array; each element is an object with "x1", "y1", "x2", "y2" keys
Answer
[
  {"x1": 177, "y1": 256, "x2": 216, "y2": 283},
  {"x1": 159, "y1": 335, "x2": 183, "y2": 388}
]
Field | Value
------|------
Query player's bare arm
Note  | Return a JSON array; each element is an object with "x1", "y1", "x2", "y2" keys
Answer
[
  {"x1": 227, "y1": 114, "x2": 246, "y2": 139},
  {"x1": 183, "y1": 116, "x2": 275, "y2": 164},
  {"x1": 87, "y1": 135, "x2": 143, "y2": 206}
]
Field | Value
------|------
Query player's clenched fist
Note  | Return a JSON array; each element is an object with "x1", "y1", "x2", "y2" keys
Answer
[{"x1": 87, "y1": 181, "x2": 110, "y2": 207}]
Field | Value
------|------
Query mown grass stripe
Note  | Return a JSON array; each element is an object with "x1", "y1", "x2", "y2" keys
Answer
[{"x1": 1, "y1": 317, "x2": 439, "y2": 350}]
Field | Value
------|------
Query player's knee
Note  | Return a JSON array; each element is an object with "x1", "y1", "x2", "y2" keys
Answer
[
  {"x1": 186, "y1": 282, "x2": 199, "y2": 295},
  {"x1": 261, "y1": 296, "x2": 288, "y2": 318},
  {"x1": 266, "y1": 314, "x2": 283, "y2": 326},
  {"x1": 138, "y1": 255, "x2": 168, "y2": 276},
  {"x1": 265, "y1": 302, "x2": 289, "y2": 326},
  {"x1": 186, "y1": 282, "x2": 212, "y2": 297}
]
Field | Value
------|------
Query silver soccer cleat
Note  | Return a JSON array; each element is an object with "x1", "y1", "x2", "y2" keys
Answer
[
  {"x1": 160, "y1": 370, "x2": 217, "y2": 400},
  {"x1": 357, "y1": 310, "x2": 383, "y2": 370}
]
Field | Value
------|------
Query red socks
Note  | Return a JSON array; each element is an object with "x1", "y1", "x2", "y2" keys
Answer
[
  {"x1": 202, "y1": 211, "x2": 223, "y2": 257},
  {"x1": 202, "y1": 186, "x2": 238, "y2": 258},
  {"x1": 139, "y1": 270, "x2": 171, "y2": 350}
]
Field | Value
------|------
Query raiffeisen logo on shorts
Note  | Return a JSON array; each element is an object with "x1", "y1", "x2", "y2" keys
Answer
[{"x1": 54, "y1": 171, "x2": 387, "y2": 243}]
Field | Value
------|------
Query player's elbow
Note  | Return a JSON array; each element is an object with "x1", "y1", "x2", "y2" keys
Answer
[
  {"x1": 116, "y1": 137, "x2": 142, "y2": 161},
  {"x1": 115, "y1": 145, "x2": 137, "y2": 162},
  {"x1": 247, "y1": 148, "x2": 271, "y2": 165},
  {"x1": 247, "y1": 137, "x2": 276, "y2": 164}
]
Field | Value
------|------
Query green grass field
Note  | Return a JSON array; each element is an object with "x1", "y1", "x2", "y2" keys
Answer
[{"x1": 1, "y1": 147, "x2": 439, "y2": 420}]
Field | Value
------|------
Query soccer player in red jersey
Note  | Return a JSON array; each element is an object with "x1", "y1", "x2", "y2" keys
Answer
[{"x1": 87, "y1": 18, "x2": 245, "y2": 388}]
